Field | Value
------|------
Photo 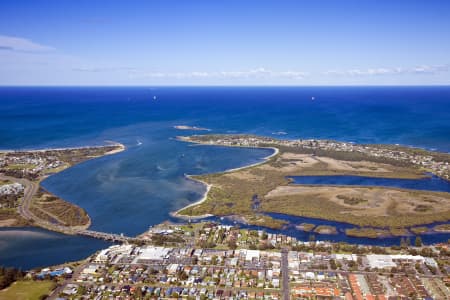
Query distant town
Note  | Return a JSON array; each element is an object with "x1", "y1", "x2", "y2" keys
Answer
[
  {"x1": 181, "y1": 135, "x2": 450, "y2": 180},
  {"x1": 2, "y1": 137, "x2": 450, "y2": 299},
  {"x1": 0, "y1": 144, "x2": 124, "y2": 231},
  {"x1": 15, "y1": 221, "x2": 450, "y2": 299}
]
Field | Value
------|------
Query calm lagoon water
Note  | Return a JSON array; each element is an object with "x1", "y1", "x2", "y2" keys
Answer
[
  {"x1": 288, "y1": 174, "x2": 450, "y2": 192},
  {"x1": 208, "y1": 213, "x2": 450, "y2": 247},
  {"x1": 0, "y1": 227, "x2": 111, "y2": 270},
  {"x1": 1, "y1": 86, "x2": 450, "y2": 269}
]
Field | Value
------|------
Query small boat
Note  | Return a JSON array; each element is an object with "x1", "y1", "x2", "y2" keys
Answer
[
  {"x1": 153, "y1": 96, "x2": 157, "y2": 100},
  {"x1": 311, "y1": 96, "x2": 315, "y2": 101}
]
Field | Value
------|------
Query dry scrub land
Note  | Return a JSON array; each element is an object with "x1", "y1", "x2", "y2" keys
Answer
[
  {"x1": 178, "y1": 136, "x2": 450, "y2": 233},
  {"x1": 30, "y1": 187, "x2": 90, "y2": 228},
  {"x1": 0, "y1": 144, "x2": 123, "y2": 231}
]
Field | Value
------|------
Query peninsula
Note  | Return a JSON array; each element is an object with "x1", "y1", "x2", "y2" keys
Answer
[
  {"x1": 0, "y1": 143, "x2": 125, "y2": 233},
  {"x1": 175, "y1": 134, "x2": 450, "y2": 236}
]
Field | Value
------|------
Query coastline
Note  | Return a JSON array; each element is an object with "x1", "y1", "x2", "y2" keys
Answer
[
  {"x1": 0, "y1": 142, "x2": 126, "y2": 234},
  {"x1": 170, "y1": 175, "x2": 213, "y2": 219},
  {"x1": 174, "y1": 134, "x2": 450, "y2": 232},
  {"x1": 224, "y1": 146, "x2": 279, "y2": 173},
  {"x1": 103, "y1": 142, "x2": 126, "y2": 155},
  {"x1": 0, "y1": 141, "x2": 126, "y2": 154},
  {"x1": 171, "y1": 144, "x2": 279, "y2": 219}
]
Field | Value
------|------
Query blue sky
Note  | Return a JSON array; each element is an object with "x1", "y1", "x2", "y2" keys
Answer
[{"x1": 1, "y1": 0, "x2": 449, "y2": 85}]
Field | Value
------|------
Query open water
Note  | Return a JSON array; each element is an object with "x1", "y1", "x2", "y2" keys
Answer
[{"x1": 1, "y1": 86, "x2": 449, "y2": 269}]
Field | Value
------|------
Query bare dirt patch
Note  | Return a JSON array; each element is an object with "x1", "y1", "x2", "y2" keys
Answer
[{"x1": 0, "y1": 218, "x2": 17, "y2": 226}]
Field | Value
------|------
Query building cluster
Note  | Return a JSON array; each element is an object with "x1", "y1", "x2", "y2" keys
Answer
[
  {"x1": 33, "y1": 266, "x2": 73, "y2": 279},
  {"x1": 138, "y1": 222, "x2": 305, "y2": 251},
  {"x1": 194, "y1": 135, "x2": 450, "y2": 180},
  {"x1": 0, "y1": 182, "x2": 24, "y2": 208},
  {"x1": 0, "y1": 182, "x2": 24, "y2": 196},
  {"x1": 58, "y1": 244, "x2": 283, "y2": 299},
  {"x1": 0, "y1": 151, "x2": 64, "y2": 180},
  {"x1": 52, "y1": 242, "x2": 450, "y2": 299},
  {"x1": 195, "y1": 223, "x2": 297, "y2": 250},
  {"x1": 287, "y1": 251, "x2": 449, "y2": 299}
]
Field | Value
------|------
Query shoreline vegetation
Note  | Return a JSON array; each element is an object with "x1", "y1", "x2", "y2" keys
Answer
[
  {"x1": 0, "y1": 142, "x2": 125, "y2": 234},
  {"x1": 170, "y1": 175, "x2": 213, "y2": 220},
  {"x1": 173, "y1": 134, "x2": 450, "y2": 238},
  {"x1": 173, "y1": 146, "x2": 290, "y2": 229}
]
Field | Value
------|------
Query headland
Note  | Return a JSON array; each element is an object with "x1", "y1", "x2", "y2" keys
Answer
[
  {"x1": 174, "y1": 134, "x2": 450, "y2": 237},
  {"x1": 0, "y1": 142, "x2": 125, "y2": 234}
]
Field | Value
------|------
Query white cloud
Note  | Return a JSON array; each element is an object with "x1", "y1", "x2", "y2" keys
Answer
[
  {"x1": 412, "y1": 64, "x2": 449, "y2": 74},
  {"x1": 131, "y1": 67, "x2": 308, "y2": 80},
  {"x1": 0, "y1": 35, "x2": 54, "y2": 52},
  {"x1": 73, "y1": 66, "x2": 136, "y2": 73},
  {"x1": 324, "y1": 64, "x2": 449, "y2": 77}
]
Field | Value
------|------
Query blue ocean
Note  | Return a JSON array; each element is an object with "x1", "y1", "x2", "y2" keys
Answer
[{"x1": 1, "y1": 86, "x2": 450, "y2": 269}]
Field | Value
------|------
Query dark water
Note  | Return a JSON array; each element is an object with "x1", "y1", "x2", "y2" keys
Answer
[
  {"x1": 288, "y1": 174, "x2": 450, "y2": 192},
  {"x1": 0, "y1": 227, "x2": 111, "y2": 270},
  {"x1": 0, "y1": 86, "x2": 450, "y2": 269},
  {"x1": 204, "y1": 213, "x2": 450, "y2": 247}
]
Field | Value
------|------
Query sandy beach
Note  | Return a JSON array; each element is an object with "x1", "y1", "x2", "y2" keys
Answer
[
  {"x1": 103, "y1": 142, "x2": 126, "y2": 155},
  {"x1": 171, "y1": 145, "x2": 279, "y2": 219},
  {"x1": 171, "y1": 175, "x2": 214, "y2": 219},
  {"x1": 0, "y1": 141, "x2": 126, "y2": 154},
  {"x1": 223, "y1": 147, "x2": 279, "y2": 173}
]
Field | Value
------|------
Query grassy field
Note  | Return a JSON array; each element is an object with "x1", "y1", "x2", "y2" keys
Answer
[
  {"x1": 0, "y1": 280, "x2": 55, "y2": 300},
  {"x1": 5, "y1": 164, "x2": 37, "y2": 170},
  {"x1": 345, "y1": 228, "x2": 390, "y2": 238},
  {"x1": 178, "y1": 140, "x2": 450, "y2": 232},
  {"x1": 0, "y1": 180, "x2": 12, "y2": 186},
  {"x1": 314, "y1": 225, "x2": 337, "y2": 234},
  {"x1": 263, "y1": 185, "x2": 450, "y2": 228},
  {"x1": 296, "y1": 223, "x2": 315, "y2": 232},
  {"x1": 410, "y1": 226, "x2": 430, "y2": 234}
]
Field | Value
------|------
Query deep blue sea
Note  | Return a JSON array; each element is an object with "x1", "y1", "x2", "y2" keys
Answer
[{"x1": 1, "y1": 86, "x2": 450, "y2": 269}]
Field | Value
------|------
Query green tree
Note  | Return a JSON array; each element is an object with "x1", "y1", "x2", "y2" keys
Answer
[
  {"x1": 415, "y1": 236, "x2": 423, "y2": 247},
  {"x1": 400, "y1": 237, "x2": 406, "y2": 248},
  {"x1": 228, "y1": 240, "x2": 237, "y2": 249}
]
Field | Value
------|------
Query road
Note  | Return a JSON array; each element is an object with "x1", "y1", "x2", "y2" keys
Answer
[
  {"x1": 281, "y1": 247, "x2": 289, "y2": 300},
  {"x1": 1, "y1": 174, "x2": 141, "y2": 242},
  {"x1": 0, "y1": 174, "x2": 39, "y2": 222},
  {"x1": 0, "y1": 174, "x2": 80, "y2": 234},
  {"x1": 47, "y1": 259, "x2": 90, "y2": 300}
]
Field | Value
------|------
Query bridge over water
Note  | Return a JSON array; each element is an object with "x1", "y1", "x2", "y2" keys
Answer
[{"x1": 77, "y1": 229, "x2": 139, "y2": 243}]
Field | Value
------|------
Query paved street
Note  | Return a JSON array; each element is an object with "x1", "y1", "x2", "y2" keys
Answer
[{"x1": 281, "y1": 247, "x2": 289, "y2": 300}]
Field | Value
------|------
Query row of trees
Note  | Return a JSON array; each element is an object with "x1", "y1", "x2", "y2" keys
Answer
[
  {"x1": 400, "y1": 236, "x2": 422, "y2": 248},
  {"x1": 0, "y1": 266, "x2": 25, "y2": 290}
]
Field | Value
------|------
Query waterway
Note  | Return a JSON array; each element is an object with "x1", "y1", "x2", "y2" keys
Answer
[
  {"x1": 0, "y1": 227, "x2": 111, "y2": 270},
  {"x1": 1, "y1": 86, "x2": 450, "y2": 269},
  {"x1": 288, "y1": 174, "x2": 450, "y2": 192},
  {"x1": 206, "y1": 213, "x2": 450, "y2": 247}
]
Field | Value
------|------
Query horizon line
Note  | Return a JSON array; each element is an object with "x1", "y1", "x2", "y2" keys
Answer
[{"x1": 1, "y1": 84, "x2": 450, "y2": 88}]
